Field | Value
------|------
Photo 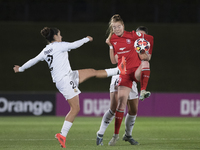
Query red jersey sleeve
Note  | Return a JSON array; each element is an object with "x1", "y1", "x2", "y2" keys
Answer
[
  {"x1": 144, "y1": 34, "x2": 154, "y2": 54},
  {"x1": 131, "y1": 30, "x2": 144, "y2": 38},
  {"x1": 110, "y1": 34, "x2": 117, "y2": 56}
]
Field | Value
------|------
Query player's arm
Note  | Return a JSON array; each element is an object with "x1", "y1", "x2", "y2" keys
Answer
[
  {"x1": 109, "y1": 46, "x2": 118, "y2": 64},
  {"x1": 139, "y1": 53, "x2": 151, "y2": 61},
  {"x1": 63, "y1": 36, "x2": 93, "y2": 51},
  {"x1": 106, "y1": 37, "x2": 118, "y2": 64},
  {"x1": 13, "y1": 52, "x2": 44, "y2": 73},
  {"x1": 139, "y1": 34, "x2": 153, "y2": 61}
]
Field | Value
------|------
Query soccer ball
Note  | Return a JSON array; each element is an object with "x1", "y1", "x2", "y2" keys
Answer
[{"x1": 134, "y1": 38, "x2": 150, "y2": 54}]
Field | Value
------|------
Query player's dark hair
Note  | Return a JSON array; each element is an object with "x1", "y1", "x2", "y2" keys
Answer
[
  {"x1": 136, "y1": 26, "x2": 148, "y2": 34},
  {"x1": 41, "y1": 27, "x2": 59, "y2": 43}
]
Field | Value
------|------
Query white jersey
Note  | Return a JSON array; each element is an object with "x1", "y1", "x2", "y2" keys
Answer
[{"x1": 19, "y1": 37, "x2": 90, "y2": 83}]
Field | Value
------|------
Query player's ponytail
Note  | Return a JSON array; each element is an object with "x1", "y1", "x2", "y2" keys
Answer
[{"x1": 41, "y1": 27, "x2": 59, "y2": 43}]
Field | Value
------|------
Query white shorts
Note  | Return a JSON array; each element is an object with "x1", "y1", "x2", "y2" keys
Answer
[
  {"x1": 56, "y1": 70, "x2": 81, "y2": 100},
  {"x1": 109, "y1": 75, "x2": 138, "y2": 100}
]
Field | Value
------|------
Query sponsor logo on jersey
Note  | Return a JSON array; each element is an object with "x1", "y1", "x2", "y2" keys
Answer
[
  {"x1": 126, "y1": 39, "x2": 131, "y2": 44},
  {"x1": 117, "y1": 50, "x2": 131, "y2": 54},
  {"x1": 44, "y1": 48, "x2": 53, "y2": 55},
  {"x1": 119, "y1": 47, "x2": 126, "y2": 51},
  {"x1": 113, "y1": 42, "x2": 117, "y2": 45}
]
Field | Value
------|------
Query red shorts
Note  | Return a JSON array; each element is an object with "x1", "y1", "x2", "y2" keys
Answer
[{"x1": 119, "y1": 67, "x2": 138, "y2": 88}]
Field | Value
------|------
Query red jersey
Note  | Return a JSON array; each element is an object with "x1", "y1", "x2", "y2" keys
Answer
[{"x1": 110, "y1": 30, "x2": 154, "y2": 70}]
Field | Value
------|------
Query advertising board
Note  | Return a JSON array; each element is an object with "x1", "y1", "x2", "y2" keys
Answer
[
  {"x1": 56, "y1": 92, "x2": 200, "y2": 117},
  {"x1": 0, "y1": 93, "x2": 55, "y2": 116}
]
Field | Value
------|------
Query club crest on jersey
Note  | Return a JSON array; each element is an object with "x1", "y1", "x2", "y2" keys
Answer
[
  {"x1": 136, "y1": 32, "x2": 142, "y2": 37},
  {"x1": 126, "y1": 39, "x2": 131, "y2": 44},
  {"x1": 114, "y1": 42, "x2": 117, "y2": 45}
]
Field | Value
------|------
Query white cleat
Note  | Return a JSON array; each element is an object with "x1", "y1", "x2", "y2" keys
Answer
[
  {"x1": 108, "y1": 134, "x2": 119, "y2": 146},
  {"x1": 139, "y1": 90, "x2": 151, "y2": 101}
]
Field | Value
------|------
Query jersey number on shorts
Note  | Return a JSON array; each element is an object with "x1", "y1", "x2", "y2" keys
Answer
[
  {"x1": 114, "y1": 79, "x2": 119, "y2": 86},
  {"x1": 70, "y1": 81, "x2": 76, "y2": 89},
  {"x1": 47, "y1": 55, "x2": 53, "y2": 71}
]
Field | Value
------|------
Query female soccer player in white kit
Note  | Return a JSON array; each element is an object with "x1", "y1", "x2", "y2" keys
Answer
[{"x1": 13, "y1": 27, "x2": 126, "y2": 148}]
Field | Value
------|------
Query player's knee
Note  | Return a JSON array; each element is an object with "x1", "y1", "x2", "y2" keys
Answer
[
  {"x1": 76, "y1": 105, "x2": 80, "y2": 114},
  {"x1": 71, "y1": 105, "x2": 80, "y2": 115},
  {"x1": 128, "y1": 110, "x2": 137, "y2": 115},
  {"x1": 117, "y1": 97, "x2": 127, "y2": 110}
]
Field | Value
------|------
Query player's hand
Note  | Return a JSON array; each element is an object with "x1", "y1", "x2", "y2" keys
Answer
[
  {"x1": 139, "y1": 53, "x2": 150, "y2": 61},
  {"x1": 87, "y1": 36, "x2": 93, "y2": 42},
  {"x1": 13, "y1": 65, "x2": 20, "y2": 73},
  {"x1": 105, "y1": 38, "x2": 112, "y2": 46}
]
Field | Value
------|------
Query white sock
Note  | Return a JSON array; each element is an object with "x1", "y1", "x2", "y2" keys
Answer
[
  {"x1": 105, "y1": 67, "x2": 120, "y2": 77},
  {"x1": 60, "y1": 121, "x2": 73, "y2": 137},
  {"x1": 125, "y1": 113, "x2": 137, "y2": 136},
  {"x1": 97, "y1": 109, "x2": 115, "y2": 135}
]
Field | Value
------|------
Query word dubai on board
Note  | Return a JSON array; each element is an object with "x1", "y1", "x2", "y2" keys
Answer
[{"x1": 180, "y1": 99, "x2": 200, "y2": 117}]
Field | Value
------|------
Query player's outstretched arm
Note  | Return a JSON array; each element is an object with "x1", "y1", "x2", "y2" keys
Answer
[{"x1": 66, "y1": 36, "x2": 93, "y2": 50}]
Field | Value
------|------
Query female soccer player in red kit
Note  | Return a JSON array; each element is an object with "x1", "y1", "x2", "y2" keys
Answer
[
  {"x1": 107, "y1": 14, "x2": 154, "y2": 145},
  {"x1": 96, "y1": 26, "x2": 151, "y2": 146}
]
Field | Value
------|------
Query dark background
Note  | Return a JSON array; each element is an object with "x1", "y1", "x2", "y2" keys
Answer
[{"x1": 1, "y1": 0, "x2": 200, "y2": 92}]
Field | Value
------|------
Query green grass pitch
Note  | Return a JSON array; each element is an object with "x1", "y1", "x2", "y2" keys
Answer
[{"x1": 0, "y1": 116, "x2": 199, "y2": 150}]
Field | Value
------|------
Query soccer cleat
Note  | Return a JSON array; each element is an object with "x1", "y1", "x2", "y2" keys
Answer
[
  {"x1": 122, "y1": 134, "x2": 139, "y2": 145},
  {"x1": 139, "y1": 90, "x2": 151, "y2": 101},
  {"x1": 108, "y1": 134, "x2": 119, "y2": 146},
  {"x1": 96, "y1": 133, "x2": 103, "y2": 146},
  {"x1": 118, "y1": 56, "x2": 126, "y2": 75},
  {"x1": 55, "y1": 133, "x2": 66, "y2": 148}
]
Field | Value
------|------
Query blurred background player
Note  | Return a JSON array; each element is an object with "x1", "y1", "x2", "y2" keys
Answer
[
  {"x1": 13, "y1": 27, "x2": 126, "y2": 148},
  {"x1": 96, "y1": 26, "x2": 150, "y2": 146}
]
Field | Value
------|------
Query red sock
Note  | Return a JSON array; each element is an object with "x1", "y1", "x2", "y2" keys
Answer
[
  {"x1": 140, "y1": 68, "x2": 150, "y2": 91},
  {"x1": 114, "y1": 110, "x2": 124, "y2": 134}
]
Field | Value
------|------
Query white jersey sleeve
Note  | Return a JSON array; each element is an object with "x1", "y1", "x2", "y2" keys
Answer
[
  {"x1": 59, "y1": 37, "x2": 90, "y2": 52},
  {"x1": 18, "y1": 51, "x2": 44, "y2": 72}
]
